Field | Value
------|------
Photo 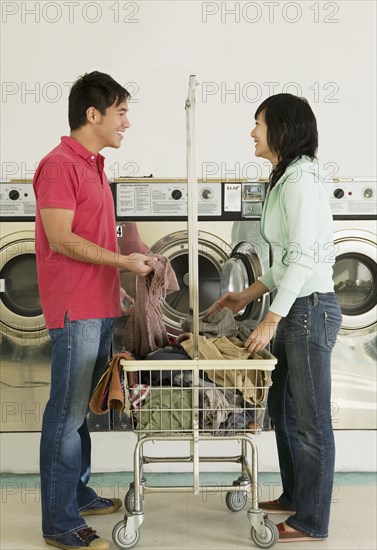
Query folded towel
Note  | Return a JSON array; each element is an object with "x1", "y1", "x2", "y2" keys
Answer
[{"x1": 89, "y1": 352, "x2": 134, "y2": 416}]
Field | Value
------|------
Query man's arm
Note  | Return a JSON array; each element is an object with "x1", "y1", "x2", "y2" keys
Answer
[{"x1": 40, "y1": 208, "x2": 155, "y2": 275}]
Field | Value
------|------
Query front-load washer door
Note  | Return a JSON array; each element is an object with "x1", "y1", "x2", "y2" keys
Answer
[
  {"x1": 220, "y1": 242, "x2": 268, "y2": 326},
  {"x1": 149, "y1": 230, "x2": 231, "y2": 336},
  {"x1": 333, "y1": 229, "x2": 377, "y2": 331},
  {"x1": 0, "y1": 233, "x2": 48, "y2": 346},
  {"x1": 331, "y1": 228, "x2": 376, "y2": 429}
]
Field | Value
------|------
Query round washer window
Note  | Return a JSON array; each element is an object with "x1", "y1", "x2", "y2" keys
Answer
[
  {"x1": 165, "y1": 254, "x2": 221, "y2": 315},
  {"x1": 333, "y1": 252, "x2": 376, "y2": 316},
  {"x1": 0, "y1": 254, "x2": 42, "y2": 317}
]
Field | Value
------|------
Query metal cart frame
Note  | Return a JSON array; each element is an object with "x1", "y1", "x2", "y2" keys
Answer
[{"x1": 112, "y1": 355, "x2": 278, "y2": 549}]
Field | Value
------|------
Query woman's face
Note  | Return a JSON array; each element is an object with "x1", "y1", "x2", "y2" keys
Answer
[{"x1": 250, "y1": 111, "x2": 278, "y2": 164}]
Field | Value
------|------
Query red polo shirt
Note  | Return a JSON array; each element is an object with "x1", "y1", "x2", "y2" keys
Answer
[{"x1": 33, "y1": 136, "x2": 121, "y2": 329}]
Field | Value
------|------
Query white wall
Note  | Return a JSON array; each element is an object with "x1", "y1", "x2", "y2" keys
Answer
[
  {"x1": 2, "y1": 430, "x2": 377, "y2": 473},
  {"x1": 1, "y1": 0, "x2": 376, "y2": 181}
]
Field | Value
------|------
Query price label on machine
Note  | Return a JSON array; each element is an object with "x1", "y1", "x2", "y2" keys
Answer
[{"x1": 224, "y1": 183, "x2": 242, "y2": 212}]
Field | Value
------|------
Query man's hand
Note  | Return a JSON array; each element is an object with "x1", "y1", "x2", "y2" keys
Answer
[
  {"x1": 120, "y1": 288, "x2": 135, "y2": 315},
  {"x1": 123, "y1": 253, "x2": 158, "y2": 276}
]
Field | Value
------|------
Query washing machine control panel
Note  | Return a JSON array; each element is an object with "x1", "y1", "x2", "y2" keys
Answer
[
  {"x1": 114, "y1": 180, "x2": 224, "y2": 217},
  {"x1": 329, "y1": 179, "x2": 376, "y2": 216},
  {"x1": 0, "y1": 181, "x2": 36, "y2": 218},
  {"x1": 115, "y1": 180, "x2": 222, "y2": 219},
  {"x1": 113, "y1": 179, "x2": 268, "y2": 220}
]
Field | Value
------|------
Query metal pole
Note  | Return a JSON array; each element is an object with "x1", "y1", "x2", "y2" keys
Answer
[
  {"x1": 185, "y1": 75, "x2": 199, "y2": 360},
  {"x1": 185, "y1": 74, "x2": 200, "y2": 493}
]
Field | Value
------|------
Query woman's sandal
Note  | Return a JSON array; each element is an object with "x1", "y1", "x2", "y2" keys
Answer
[{"x1": 277, "y1": 522, "x2": 324, "y2": 543}]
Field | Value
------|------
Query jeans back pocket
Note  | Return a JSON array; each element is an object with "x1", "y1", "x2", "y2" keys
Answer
[{"x1": 324, "y1": 312, "x2": 342, "y2": 349}]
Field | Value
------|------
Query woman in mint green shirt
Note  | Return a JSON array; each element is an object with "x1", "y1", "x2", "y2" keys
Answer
[{"x1": 209, "y1": 94, "x2": 342, "y2": 542}]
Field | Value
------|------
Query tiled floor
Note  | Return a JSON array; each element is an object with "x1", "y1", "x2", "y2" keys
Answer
[{"x1": 1, "y1": 473, "x2": 376, "y2": 550}]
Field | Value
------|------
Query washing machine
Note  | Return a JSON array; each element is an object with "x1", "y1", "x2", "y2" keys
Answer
[
  {"x1": 0, "y1": 181, "x2": 49, "y2": 351},
  {"x1": 111, "y1": 178, "x2": 271, "y2": 351},
  {"x1": 0, "y1": 181, "x2": 53, "y2": 431},
  {"x1": 329, "y1": 179, "x2": 377, "y2": 429}
]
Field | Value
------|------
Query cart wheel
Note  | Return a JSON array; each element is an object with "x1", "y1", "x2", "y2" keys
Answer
[
  {"x1": 250, "y1": 518, "x2": 278, "y2": 549},
  {"x1": 112, "y1": 519, "x2": 140, "y2": 549},
  {"x1": 124, "y1": 486, "x2": 143, "y2": 514},
  {"x1": 225, "y1": 490, "x2": 248, "y2": 512},
  {"x1": 124, "y1": 487, "x2": 135, "y2": 513}
]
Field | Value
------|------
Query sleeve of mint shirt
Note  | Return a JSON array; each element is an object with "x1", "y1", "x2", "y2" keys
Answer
[
  {"x1": 268, "y1": 167, "x2": 320, "y2": 317},
  {"x1": 258, "y1": 267, "x2": 276, "y2": 292}
]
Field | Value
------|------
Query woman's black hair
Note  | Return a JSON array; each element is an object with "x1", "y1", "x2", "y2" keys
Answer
[
  {"x1": 68, "y1": 71, "x2": 130, "y2": 131},
  {"x1": 255, "y1": 93, "x2": 318, "y2": 188}
]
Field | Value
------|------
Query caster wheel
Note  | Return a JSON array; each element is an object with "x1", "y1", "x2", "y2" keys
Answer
[
  {"x1": 112, "y1": 519, "x2": 140, "y2": 549},
  {"x1": 124, "y1": 485, "x2": 143, "y2": 514},
  {"x1": 225, "y1": 490, "x2": 248, "y2": 512},
  {"x1": 251, "y1": 518, "x2": 278, "y2": 548}
]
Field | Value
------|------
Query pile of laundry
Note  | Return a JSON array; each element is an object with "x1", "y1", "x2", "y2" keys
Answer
[
  {"x1": 88, "y1": 342, "x2": 269, "y2": 434},
  {"x1": 130, "y1": 365, "x2": 264, "y2": 435}
]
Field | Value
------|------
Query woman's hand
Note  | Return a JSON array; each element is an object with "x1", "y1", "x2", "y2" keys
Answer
[
  {"x1": 206, "y1": 281, "x2": 269, "y2": 320},
  {"x1": 244, "y1": 311, "x2": 282, "y2": 353},
  {"x1": 205, "y1": 291, "x2": 248, "y2": 318}
]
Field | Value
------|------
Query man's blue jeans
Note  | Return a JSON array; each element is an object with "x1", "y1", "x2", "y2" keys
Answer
[
  {"x1": 40, "y1": 316, "x2": 116, "y2": 538},
  {"x1": 268, "y1": 292, "x2": 342, "y2": 538}
]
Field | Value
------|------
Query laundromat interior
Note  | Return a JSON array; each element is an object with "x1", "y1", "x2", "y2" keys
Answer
[{"x1": 1, "y1": 2, "x2": 376, "y2": 550}]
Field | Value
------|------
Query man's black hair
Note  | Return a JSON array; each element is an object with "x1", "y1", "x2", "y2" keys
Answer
[{"x1": 68, "y1": 71, "x2": 130, "y2": 131}]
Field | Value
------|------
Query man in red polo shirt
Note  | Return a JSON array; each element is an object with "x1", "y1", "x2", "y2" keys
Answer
[{"x1": 34, "y1": 71, "x2": 155, "y2": 550}]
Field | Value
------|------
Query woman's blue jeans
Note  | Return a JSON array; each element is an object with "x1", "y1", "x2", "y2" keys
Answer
[
  {"x1": 40, "y1": 315, "x2": 116, "y2": 538},
  {"x1": 268, "y1": 292, "x2": 342, "y2": 538}
]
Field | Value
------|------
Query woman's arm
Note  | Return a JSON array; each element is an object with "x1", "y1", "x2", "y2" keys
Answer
[{"x1": 206, "y1": 280, "x2": 269, "y2": 316}]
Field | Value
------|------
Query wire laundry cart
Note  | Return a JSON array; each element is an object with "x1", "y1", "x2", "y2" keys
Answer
[
  {"x1": 112, "y1": 75, "x2": 278, "y2": 549},
  {"x1": 112, "y1": 352, "x2": 279, "y2": 549}
]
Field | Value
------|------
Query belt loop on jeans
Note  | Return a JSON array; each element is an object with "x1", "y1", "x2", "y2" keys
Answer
[{"x1": 312, "y1": 292, "x2": 319, "y2": 306}]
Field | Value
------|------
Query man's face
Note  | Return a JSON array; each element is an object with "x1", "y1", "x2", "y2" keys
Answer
[{"x1": 94, "y1": 100, "x2": 130, "y2": 149}]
